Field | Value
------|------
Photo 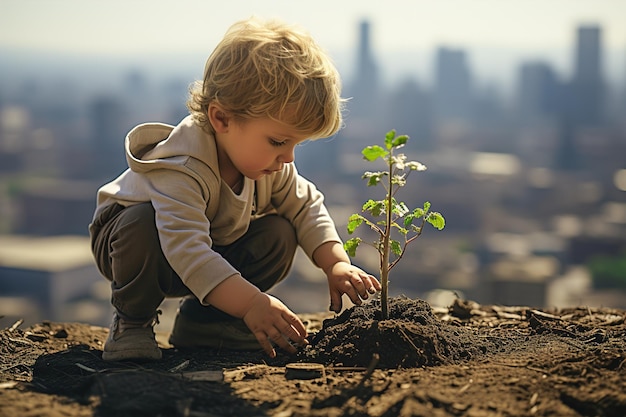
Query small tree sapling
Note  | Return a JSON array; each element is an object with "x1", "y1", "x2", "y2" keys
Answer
[{"x1": 344, "y1": 130, "x2": 445, "y2": 320}]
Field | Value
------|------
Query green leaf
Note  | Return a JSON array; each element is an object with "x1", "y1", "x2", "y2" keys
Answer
[
  {"x1": 362, "y1": 145, "x2": 387, "y2": 161},
  {"x1": 423, "y1": 201, "x2": 431, "y2": 212},
  {"x1": 362, "y1": 171, "x2": 387, "y2": 187},
  {"x1": 427, "y1": 212, "x2": 446, "y2": 230},
  {"x1": 392, "y1": 134, "x2": 409, "y2": 148},
  {"x1": 346, "y1": 214, "x2": 363, "y2": 234},
  {"x1": 344, "y1": 237, "x2": 362, "y2": 257},
  {"x1": 363, "y1": 199, "x2": 384, "y2": 217},
  {"x1": 412, "y1": 207, "x2": 425, "y2": 218},
  {"x1": 384, "y1": 130, "x2": 396, "y2": 150},
  {"x1": 390, "y1": 240, "x2": 402, "y2": 256},
  {"x1": 403, "y1": 213, "x2": 415, "y2": 227},
  {"x1": 362, "y1": 199, "x2": 376, "y2": 211}
]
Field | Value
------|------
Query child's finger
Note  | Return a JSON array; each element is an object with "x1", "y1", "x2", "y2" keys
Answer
[
  {"x1": 328, "y1": 288, "x2": 343, "y2": 313},
  {"x1": 267, "y1": 326, "x2": 297, "y2": 354},
  {"x1": 364, "y1": 274, "x2": 382, "y2": 292},
  {"x1": 349, "y1": 271, "x2": 369, "y2": 298},
  {"x1": 253, "y1": 330, "x2": 277, "y2": 358},
  {"x1": 344, "y1": 285, "x2": 364, "y2": 306},
  {"x1": 281, "y1": 312, "x2": 308, "y2": 344}
]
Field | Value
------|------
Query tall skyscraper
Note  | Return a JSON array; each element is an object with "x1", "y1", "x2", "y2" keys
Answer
[
  {"x1": 433, "y1": 47, "x2": 472, "y2": 122},
  {"x1": 553, "y1": 25, "x2": 605, "y2": 170},
  {"x1": 571, "y1": 25, "x2": 605, "y2": 126},
  {"x1": 516, "y1": 61, "x2": 561, "y2": 123},
  {"x1": 574, "y1": 26, "x2": 602, "y2": 83},
  {"x1": 347, "y1": 20, "x2": 380, "y2": 122}
]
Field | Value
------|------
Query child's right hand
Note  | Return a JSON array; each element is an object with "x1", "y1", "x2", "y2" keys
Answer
[{"x1": 242, "y1": 293, "x2": 309, "y2": 358}]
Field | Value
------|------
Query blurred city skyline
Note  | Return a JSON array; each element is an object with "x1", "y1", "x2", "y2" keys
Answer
[
  {"x1": 2, "y1": 0, "x2": 626, "y2": 94},
  {"x1": 1, "y1": 1, "x2": 625, "y2": 325}
]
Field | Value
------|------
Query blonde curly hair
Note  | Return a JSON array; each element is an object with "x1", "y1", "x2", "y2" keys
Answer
[{"x1": 187, "y1": 17, "x2": 345, "y2": 139}]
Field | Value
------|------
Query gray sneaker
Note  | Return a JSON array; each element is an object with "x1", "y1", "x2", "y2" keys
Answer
[
  {"x1": 102, "y1": 312, "x2": 162, "y2": 361},
  {"x1": 168, "y1": 311, "x2": 262, "y2": 351}
]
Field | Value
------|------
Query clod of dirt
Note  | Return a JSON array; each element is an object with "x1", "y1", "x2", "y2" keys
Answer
[{"x1": 301, "y1": 296, "x2": 491, "y2": 368}]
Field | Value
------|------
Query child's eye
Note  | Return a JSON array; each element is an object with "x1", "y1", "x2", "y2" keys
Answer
[{"x1": 269, "y1": 138, "x2": 287, "y2": 147}]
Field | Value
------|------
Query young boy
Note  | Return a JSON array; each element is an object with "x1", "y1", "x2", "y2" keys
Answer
[{"x1": 89, "y1": 17, "x2": 381, "y2": 361}]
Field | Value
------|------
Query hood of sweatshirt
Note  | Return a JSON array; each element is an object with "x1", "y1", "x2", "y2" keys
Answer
[{"x1": 125, "y1": 115, "x2": 219, "y2": 176}]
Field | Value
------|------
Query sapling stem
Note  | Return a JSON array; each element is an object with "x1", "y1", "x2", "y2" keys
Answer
[{"x1": 381, "y1": 145, "x2": 394, "y2": 319}]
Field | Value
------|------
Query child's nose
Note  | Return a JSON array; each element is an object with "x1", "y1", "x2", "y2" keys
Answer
[{"x1": 279, "y1": 148, "x2": 295, "y2": 163}]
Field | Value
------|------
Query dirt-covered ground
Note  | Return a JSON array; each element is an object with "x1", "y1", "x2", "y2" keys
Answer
[{"x1": 1, "y1": 297, "x2": 625, "y2": 417}]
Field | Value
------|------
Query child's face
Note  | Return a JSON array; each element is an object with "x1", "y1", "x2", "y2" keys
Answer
[{"x1": 217, "y1": 116, "x2": 309, "y2": 180}]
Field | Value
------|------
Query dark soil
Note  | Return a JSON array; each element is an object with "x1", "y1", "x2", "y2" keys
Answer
[
  {"x1": 1, "y1": 296, "x2": 625, "y2": 417},
  {"x1": 302, "y1": 298, "x2": 492, "y2": 368}
]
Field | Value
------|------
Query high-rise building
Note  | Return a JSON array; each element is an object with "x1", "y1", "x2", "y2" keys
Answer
[
  {"x1": 570, "y1": 25, "x2": 605, "y2": 126},
  {"x1": 516, "y1": 61, "x2": 562, "y2": 123},
  {"x1": 574, "y1": 26, "x2": 602, "y2": 83},
  {"x1": 433, "y1": 47, "x2": 472, "y2": 122},
  {"x1": 346, "y1": 20, "x2": 380, "y2": 122}
]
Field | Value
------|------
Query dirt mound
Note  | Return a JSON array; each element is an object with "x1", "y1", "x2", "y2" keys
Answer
[{"x1": 302, "y1": 297, "x2": 491, "y2": 368}]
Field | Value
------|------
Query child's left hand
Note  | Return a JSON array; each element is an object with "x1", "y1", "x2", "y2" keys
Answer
[{"x1": 325, "y1": 261, "x2": 381, "y2": 313}]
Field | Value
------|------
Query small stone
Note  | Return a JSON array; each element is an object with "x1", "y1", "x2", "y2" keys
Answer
[{"x1": 285, "y1": 363, "x2": 325, "y2": 380}]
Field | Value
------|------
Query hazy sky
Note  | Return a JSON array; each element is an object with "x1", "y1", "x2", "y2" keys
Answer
[
  {"x1": 2, "y1": 0, "x2": 626, "y2": 89},
  {"x1": 3, "y1": 0, "x2": 625, "y2": 53}
]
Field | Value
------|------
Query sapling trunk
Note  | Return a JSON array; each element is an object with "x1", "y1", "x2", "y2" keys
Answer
[{"x1": 380, "y1": 148, "x2": 394, "y2": 320}]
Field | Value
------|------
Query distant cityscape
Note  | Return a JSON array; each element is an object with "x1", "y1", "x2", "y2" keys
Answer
[{"x1": 1, "y1": 20, "x2": 625, "y2": 328}]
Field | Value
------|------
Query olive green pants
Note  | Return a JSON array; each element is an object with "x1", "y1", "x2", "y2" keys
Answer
[{"x1": 89, "y1": 203, "x2": 297, "y2": 322}]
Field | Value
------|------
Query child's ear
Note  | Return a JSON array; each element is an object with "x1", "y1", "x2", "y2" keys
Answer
[{"x1": 207, "y1": 104, "x2": 230, "y2": 133}]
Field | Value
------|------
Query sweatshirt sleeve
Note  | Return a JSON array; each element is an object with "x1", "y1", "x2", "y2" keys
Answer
[
  {"x1": 144, "y1": 166, "x2": 240, "y2": 304},
  {"x1": 266, "y1": 163, "x2": 343, "y2": 265}
]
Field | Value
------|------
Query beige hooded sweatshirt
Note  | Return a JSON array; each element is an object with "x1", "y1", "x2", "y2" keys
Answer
[{"x1": 93, "y1": 116, "x2": 341, "y2": 303}]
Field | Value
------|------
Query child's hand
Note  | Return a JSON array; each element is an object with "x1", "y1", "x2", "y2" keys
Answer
[
  {"x1": 325, "y1": 261, "x2": 381, "y2": 313},
  {"x1": 242, "y1": 293, "x2": 309, "y2": 358}
]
